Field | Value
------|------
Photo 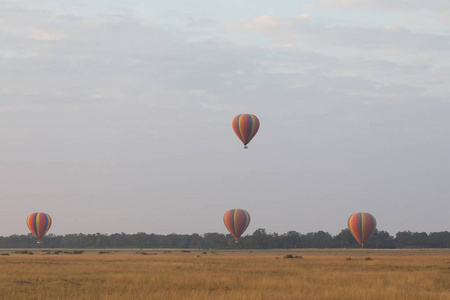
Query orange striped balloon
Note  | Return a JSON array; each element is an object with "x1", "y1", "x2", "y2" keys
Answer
[
  {"x1": 348, "y1": 213, "x2": 376, "y2": 247},
  {"x1": 232, "y1": 114, "x2": 260, "y2": 148},
  {"x1": 224, "y1": 209, "x2": 251, "y2": 243},
  {"x1": 27, "y1": 212, "x2": 52, "y2": 243}
]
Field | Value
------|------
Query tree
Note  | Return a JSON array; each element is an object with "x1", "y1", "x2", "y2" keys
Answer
[
  {"x1": 281, "y1": 231, "x2": 302, "y2": 248},
  {"x1": 395, "y1": 231, "x2": 413, "y2": 248},
  {"x1": 250, "y1": 228, "x2": 270, "y2": 249}
]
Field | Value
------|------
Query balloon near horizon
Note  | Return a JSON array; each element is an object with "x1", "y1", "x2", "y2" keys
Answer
[
  {"x1": 232, "y1": 114, "x2": 260, "y2": 149},
  {"x1": 27, "y1": 212, "x2": 52, "y2": 243},
  {"x1": 223, "y1": 209, "x2": 251, "y2": 243},
  {"x1": 347, "y1": 212, "x2": 377, "y2": 247}
]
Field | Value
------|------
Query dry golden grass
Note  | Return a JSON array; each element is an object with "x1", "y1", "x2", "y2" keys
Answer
[{"x1": 0, "y1": 249, "x2": 448, "y2": 299}]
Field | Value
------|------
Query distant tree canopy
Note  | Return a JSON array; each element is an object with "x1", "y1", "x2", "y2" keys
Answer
[{"x1": 0, "y1": 229, "x2": 448, "y2": 249}]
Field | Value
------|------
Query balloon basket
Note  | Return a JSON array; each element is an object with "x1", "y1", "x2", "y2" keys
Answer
[{"x1": 244, "y1": 146, "x2": 248, "y2": 149}]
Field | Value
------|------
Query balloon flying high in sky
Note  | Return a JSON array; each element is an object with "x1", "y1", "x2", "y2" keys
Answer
[{"x1": 232, "y1": 114, "x2": 260, "y2": 149}]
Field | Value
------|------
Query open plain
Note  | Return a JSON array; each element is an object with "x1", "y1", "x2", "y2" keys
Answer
[{"x1": 0, "y1": 249, "x2": 448, "y2": 300}]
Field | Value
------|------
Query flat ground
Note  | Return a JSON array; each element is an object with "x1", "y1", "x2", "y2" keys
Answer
[{"x1": 0, "y1": 249, "x2": 449, "y2": 299}]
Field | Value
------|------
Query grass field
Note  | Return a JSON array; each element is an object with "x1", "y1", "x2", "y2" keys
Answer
[{"x1": 0, "y1": 249, "x2": 448, "y2": 299}]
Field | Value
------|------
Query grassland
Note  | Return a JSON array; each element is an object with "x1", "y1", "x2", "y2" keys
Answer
[{"x1": 0, "y1": 249, "x2": 448, "y2": 299}]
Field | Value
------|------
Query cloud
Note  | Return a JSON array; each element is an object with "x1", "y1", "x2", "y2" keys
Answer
[
  {"x1": 3, "y1": 2, "x2": 447, "y2": 115},
  {"x1": 2, "y1": 2, "x2": 448, "y2": 136},
  {"x1": 239, "y1": 15, "x2": 449, "y2": 55},
  {"x1": 228, "y1": 10, "x2": 450, "y2": 108},
  {"x1": 0, "y1": 6, "x2": 270, "y2": 112},
  {"x1": 301, "y1": 0, "x2": 450, "y2": 33},
  {"x1": 0, "y1": 105, "x2": 34, "y2": 113},
  {"x1": 28, "y1": 28, "x2": 60, "y2": 41},
  {"x1": 303, "y1": 0, "x2": 450, "y2": 12}
]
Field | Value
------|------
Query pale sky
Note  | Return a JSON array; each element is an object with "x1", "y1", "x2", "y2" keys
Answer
[{"x1": 1, "y1": 0, "x2": 449, "y2": 237}]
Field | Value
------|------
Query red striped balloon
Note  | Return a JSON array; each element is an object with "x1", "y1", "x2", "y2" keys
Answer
[
  {"x1": 27, "y1": 212, "x2": 52, "y2": 243},
  {"x1": 232, "y1": 114, "x2": 260, "y2": 148},
  {"x1": 347, "y1": 213, "x2": 376, "y2": 247},
  {"x1": 224, "y1": 209, "x2": 251, "y2": 243}
]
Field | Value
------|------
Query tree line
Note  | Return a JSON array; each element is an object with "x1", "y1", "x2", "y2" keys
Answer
[{"x1": 0, "y1": 229, "x2": 448, "y2": 249}]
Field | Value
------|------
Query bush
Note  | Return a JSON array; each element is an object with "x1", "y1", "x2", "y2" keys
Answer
[{"x1": 284, "y1": 254, "x2": 301, "y2": 259}]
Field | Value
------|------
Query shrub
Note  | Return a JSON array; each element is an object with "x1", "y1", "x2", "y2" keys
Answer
[{"x1": 284, "y1": 254, "x2": 301, "y2": 259}]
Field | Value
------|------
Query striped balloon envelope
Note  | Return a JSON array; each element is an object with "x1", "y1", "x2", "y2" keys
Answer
[
  {"x1": 224, "y1": 209, "x2": 251, "y2": 243},
  {"x1": 232, "y1": 114, "x2": 260, "y2": 148},
  {"x1": 347, "y1": 213, "x2": 377, "y2": 247},
  {"x1": 27, "y1": 212, "x2": 52, "y2": 243}
]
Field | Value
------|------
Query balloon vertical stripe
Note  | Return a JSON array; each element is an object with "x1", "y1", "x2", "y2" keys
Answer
[
  {"x1": 249, "y1": 115, "x2": 259, "y2": 141},
  {"x1": 27, "y1": 212, "x2": 52, "y2": 242},
  {"x1": 239, "y1": 115, "x2": 249, "y2": 142},
  {"x1": 348, "y1": 213, "x2": 376, "y2": 247},
  {"x1": 359, "y1": 213, "x2": 364, "y2": 245},
  {"x1": 233, "y1": 117, "x2": 243, "y2": 142},
  {"x1": 224, "y1": 209, "x2": 251, "y2": 242},
  {"x1": 232, "y1": 114, "x2": 260, "y2": 148}
]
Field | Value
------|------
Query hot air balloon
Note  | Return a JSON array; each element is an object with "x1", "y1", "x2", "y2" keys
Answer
[
  {"x1": 347, "y1": 213, "x2": 376, "y2": 248},
  {"x1": 224, "y1": 209, "x2": 251, "y2": 243},
  {"x1": 27, "y1": 212, "x2": 52, "y2": 243},
  {"x1": 232, "y1": 114, "x2": 260, "y2": 148}
]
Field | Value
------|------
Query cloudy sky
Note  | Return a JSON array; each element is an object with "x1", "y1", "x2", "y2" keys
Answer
[{"x1": 1, "y1": 0, "x2": 449, "y2": 237}]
